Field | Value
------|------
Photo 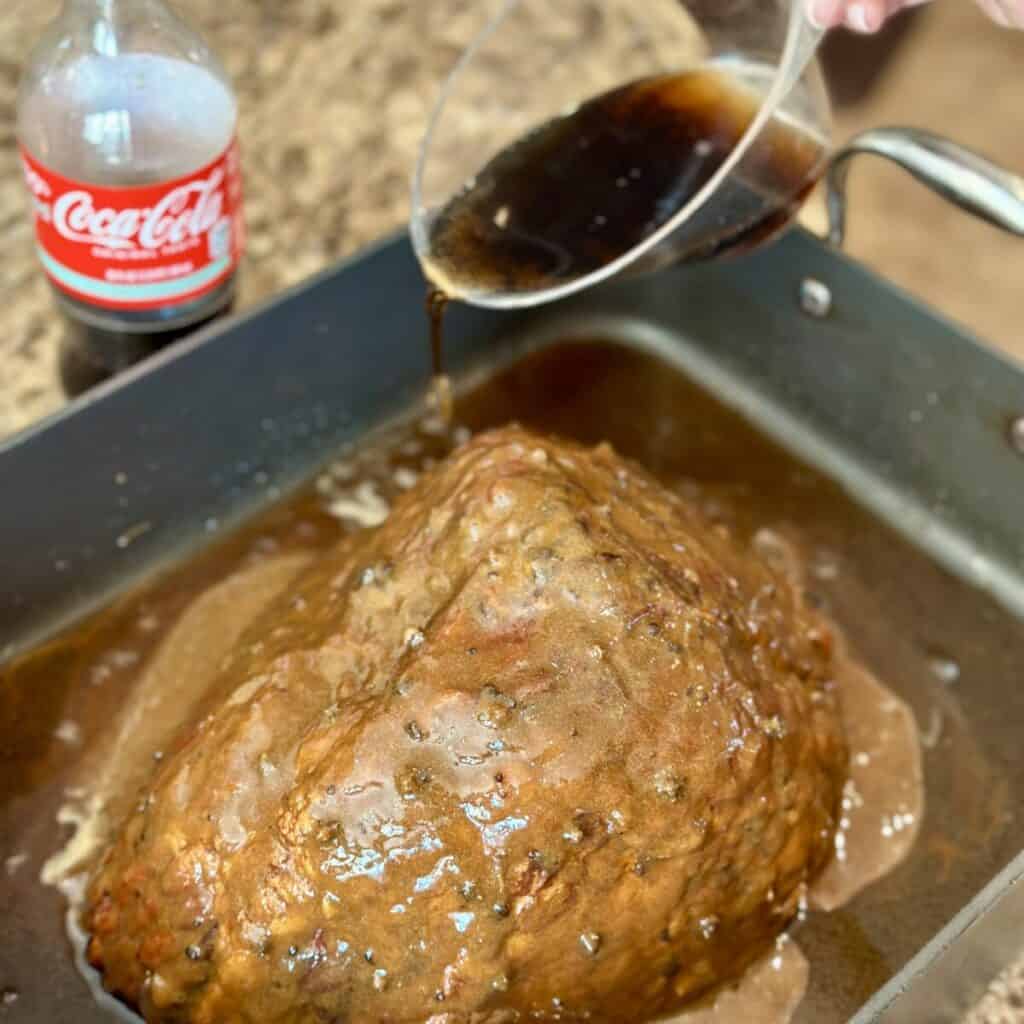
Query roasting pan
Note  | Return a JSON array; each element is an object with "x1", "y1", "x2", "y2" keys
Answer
[{"x1": 1, "y1": 228, "x2": 1023, "y2": 1023}]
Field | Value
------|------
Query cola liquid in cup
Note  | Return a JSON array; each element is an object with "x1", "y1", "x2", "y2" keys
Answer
[
  {"x1": 16, "y1": 0, "x2": 244, "y2": 392},
  {"x1": 424, "y1": 68, "x2": 826, "y2": 301}
]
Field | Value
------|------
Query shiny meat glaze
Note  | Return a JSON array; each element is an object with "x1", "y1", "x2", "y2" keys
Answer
[{"x1": 85, "y1": 426, "x2": 847, "y2": 1023}]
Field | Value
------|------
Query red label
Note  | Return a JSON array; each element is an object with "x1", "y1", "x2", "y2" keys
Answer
[{"x1": 20, "y1": 140, "x2": 244, "y2": 312}]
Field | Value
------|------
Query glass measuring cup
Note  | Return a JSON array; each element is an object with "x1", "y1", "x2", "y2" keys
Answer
[{"x1": 410, "y1": 0, "x2": 828, "y2": 309}]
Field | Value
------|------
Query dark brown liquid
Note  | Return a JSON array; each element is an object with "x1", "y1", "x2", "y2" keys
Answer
[
  {"x1": 426, "y1": 286, "x2": 448, "y2": 378},
  {"x1": 425, "y1": 287, "x2": 453, "y2": 422},
  {"x1": 56, "y1": 276, "x2": 237, "y2": 397},
  {"x1": 425, "y1": 69, "x2": 825, "y2": 297}
]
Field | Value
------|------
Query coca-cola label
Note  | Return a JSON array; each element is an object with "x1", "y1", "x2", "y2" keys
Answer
[{"x1": 20, "y1": 139, "x2": 244, "y2": 311}]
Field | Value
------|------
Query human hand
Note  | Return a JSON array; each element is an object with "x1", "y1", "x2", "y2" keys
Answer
[{"x1": 809, "y1": 0, "x2": 1024, "y2": 32}]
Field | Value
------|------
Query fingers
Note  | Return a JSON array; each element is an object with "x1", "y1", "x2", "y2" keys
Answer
[
  {"x1": 811, "y1": 0, "x2": 1024, "y2": 30},
  {"x1": 975, "y1": 0, "x2": 1024, "y2": 27},
  {"x1": 809, "y1": 0, "x2": 927, "y2": 32},
  {"x1": 808, "y1": 0, "x2": 845, "y2": 27}
]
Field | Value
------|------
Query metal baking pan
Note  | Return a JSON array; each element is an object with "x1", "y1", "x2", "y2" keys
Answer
[{"x1": 1, "y1": 229, "x2": 1023, "y2": 1023}]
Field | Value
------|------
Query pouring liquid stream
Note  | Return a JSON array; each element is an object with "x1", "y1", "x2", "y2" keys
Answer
[{"x1": 426, "y1": 286, "x2": 453, "y2": 424}]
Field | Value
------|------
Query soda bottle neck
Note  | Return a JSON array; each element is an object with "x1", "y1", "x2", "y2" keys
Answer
[
  {"x1": 50, "y1": 0, "x2": 222, "y2": 71},
  {"x1": 62, "y1": 0, "x2": 169, "y2": 12},
  {"x1": 59, "y1": 0, "x2": 181, "y2": 35}
]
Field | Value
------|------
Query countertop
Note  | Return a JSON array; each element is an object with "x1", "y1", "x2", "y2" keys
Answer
[
  {"x1": 2, "y1": 0, "x2": 1023, "y2": 438},
  {"x1": 1, "y1": 1, "x2": 1023, "y2": 1020}
]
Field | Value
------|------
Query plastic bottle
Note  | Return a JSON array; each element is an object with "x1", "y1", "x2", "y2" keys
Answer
[{"x1": 17, "y1": 0, "x2": 244, "y2": 389}]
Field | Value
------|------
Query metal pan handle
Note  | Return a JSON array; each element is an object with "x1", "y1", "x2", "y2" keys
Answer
[{"x1": 826, "y1": 127, "x2": 1024, "y2": 248}]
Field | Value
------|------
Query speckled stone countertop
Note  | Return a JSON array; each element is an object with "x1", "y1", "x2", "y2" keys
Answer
[
  {"x1": 2, "y1": 0, "x2": 1022, "y2": 437},
  {"x1": 2, "y1": 1, "x2": 1024, "y2": 1021}
]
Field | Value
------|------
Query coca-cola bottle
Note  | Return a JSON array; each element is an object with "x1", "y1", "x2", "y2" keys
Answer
[{"x1": 17, "y1": 0, "x2": 244, "y2": 391}]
